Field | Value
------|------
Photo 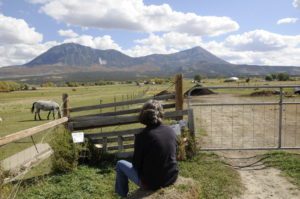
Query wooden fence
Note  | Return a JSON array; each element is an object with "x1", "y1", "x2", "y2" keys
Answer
[
  {"x1": 0, "y1": 74, "x2": 194, "y2": 160},
  {"x1": 65, "y1": 74, "x2": 195, "y2": 157}
]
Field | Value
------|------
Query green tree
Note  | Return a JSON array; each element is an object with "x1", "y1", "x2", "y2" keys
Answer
[
  {"x1": 265, "y1": 74, "x2": 273, "y2": 81},
  {"x1": 271, "y1": 73, "x2": 277, "y2": 80},
  {"x1": 194, "y1": 74, "x2": 204, "y2": 82},
  {"x1": 41, "y1": 82, "x2": 56, "y2": 87},
  {"x1": 277, "y1": 72, "x2": 290, "y2": 81}
]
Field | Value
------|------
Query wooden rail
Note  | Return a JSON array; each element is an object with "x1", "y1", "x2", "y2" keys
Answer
[
  {"x1": 84, "y1": 109, "x2": 194, "y2": 158},
  {"x1": 69, "y1": 94, "x2": 175, "y2": 112},
  {"x1": 86, "y1": 128, "x2": 144, "y2": 139},
  {"x1": 0, "y1": 117, "x2": 68, "y2": 147},
  {"x1": 69, "y1": 103, "x2": 175, "y2": 121},
  {"x1": 69, "y1": 110, "x2": 188, "y2": 130}
]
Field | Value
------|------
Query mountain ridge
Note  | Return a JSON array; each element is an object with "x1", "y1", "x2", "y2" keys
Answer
[
  {"x1": 1, "y1": 43, "x2": 300, "y2": 83},
  {"x1": 24, "y1": 43, "x2": 229, "y2": 69}
]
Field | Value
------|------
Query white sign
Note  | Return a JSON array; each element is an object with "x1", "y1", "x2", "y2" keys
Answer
[{"x1": 72, "y1": 132, "x2": 84, "y2": 143}]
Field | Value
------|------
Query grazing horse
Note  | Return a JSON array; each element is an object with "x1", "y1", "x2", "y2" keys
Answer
[{"x1": 31, "y1": 100, "x2": 62, "y2": 120}]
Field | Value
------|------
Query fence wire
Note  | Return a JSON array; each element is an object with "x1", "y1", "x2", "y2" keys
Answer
[{"x1": 188, "y1": 86, "x2": 300, "y2": 150}]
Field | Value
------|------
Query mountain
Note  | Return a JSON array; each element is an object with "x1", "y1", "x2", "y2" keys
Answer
[
  {"x1": 24, "y1": 43, "x2": 229, "y2": 69},
  {"x1": 1, "y1": 43, "x2": 300, "y2": 83},
  {"x1": 24, "y1": 43, "x2": 138, "y2": 68}
]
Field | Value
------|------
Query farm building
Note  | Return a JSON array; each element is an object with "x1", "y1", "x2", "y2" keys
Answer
[{"x1": 225, "y1": 77, "x2": 239, "y2": 82}]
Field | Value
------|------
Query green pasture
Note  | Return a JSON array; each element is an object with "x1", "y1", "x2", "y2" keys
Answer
[{"x1": 0, "y1": 83, "x2": 173, "y2": 161}]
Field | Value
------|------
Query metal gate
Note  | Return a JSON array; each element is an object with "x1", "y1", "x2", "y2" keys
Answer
[{"x1": 187, "y1": 86, "x2": 300, "y2": 150}]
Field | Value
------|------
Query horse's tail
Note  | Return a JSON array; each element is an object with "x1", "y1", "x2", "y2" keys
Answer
[{"x1": 31, "y1": 102, "x2": 36, "y2": 113}]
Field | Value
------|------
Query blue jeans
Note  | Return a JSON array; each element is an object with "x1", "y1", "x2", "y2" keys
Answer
[{"x1": 115, "y1": 160, "x2": 141, "y2": 197}]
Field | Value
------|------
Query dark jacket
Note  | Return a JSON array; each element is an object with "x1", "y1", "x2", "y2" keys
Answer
[{"x1": 132, "y1": 122, "x2": 178, "y2": 190}]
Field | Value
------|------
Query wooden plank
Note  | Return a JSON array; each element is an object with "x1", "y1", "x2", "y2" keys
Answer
[
  {"x1": 103, "y1": 137, "x2": 108, "y2": 151},
  {"x1": 62, "y1": 93, "x2": 70, "y2": 117},
  {"x1": 175, "y1": 74, "x2": 184, "y2": 120},
  {"x1": 107, "y1": 144, "x2": 134, "y2": 151},
  {"x1": 0, "y1": 117, "x2": 68, "y2": 146},
  {"x1": 188, "y1": 109, "x2": 195, "y2": 137},
  {"x1": 71, "y1": 110, "x2": 188, "y2": 130},
  {"x1": 69, "y1": 103, "x2": 175, "y2": 122},
  {"x1": 118, "y1": 136, "x2": 124, "y2": 152},
  {"x1": 85, "y1": 128, "x2": 144, "y2": 139},
  {"x1": 72, "y1": 115, "x2": 138, "y2": 130},
  {"x1": 90, "y1": 136, "x2": 135, "y2": 143},
  {"x1": 70, "y1": 94, "x2": 175, "y2": 112},
  {"x1": 115, "y1": 151, "x2": 134, "y2": 158}
]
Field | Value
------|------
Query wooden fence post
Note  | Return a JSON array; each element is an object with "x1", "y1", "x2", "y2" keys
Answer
[
  {"x1": 175, "y1": 74, "x2": 183, "y2": 120},
  {"x1": 62, "y1": 93, "x2": 70, "y2": 117}
]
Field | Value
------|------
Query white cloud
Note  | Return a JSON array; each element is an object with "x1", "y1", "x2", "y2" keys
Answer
[
  {"x1": 223, "y1": 30, "x2": 294, "y2": 52},
  {"x1": 58, "y1": 29, "x2": 78, "y2": 37},
  {"x1": 202, "y1": 31, "x2": 300, "y2": 66},
  {"x1": 277, "y1": 17, "x2": 298, "y2": 24},
  {"x1": 124, "y1": 32, "x2": 202, "y2": 57},
  {"x1": 63, "y1": 35, "x2": 122, "y2": 50},
  {"x1": 293, "y1": 0, "x2": 300, "y2": 9},
  {"x1": 33, "y1": 0, "x2": 239, "y2": 36},
  {"x1": 0, "y1": 14, "x2": 43, "y2": 44},
  {"x1": 0, "y1": 42, "x2": 58, "y2": 67},
  {"x1": 0, "y1": 31, "x2": 124, "y2": 67}
]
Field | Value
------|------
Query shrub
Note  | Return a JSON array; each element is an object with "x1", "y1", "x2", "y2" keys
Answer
[
  {"x1": 50, "y1": 127, "x2": 79, "y2": 173},
  {"x1": 0, "y1": 167, "x2": 11, "y2": 199},
  {"x1": 0, "y1": 81, "x2": 26, "y2": 91},
  {"x1": 40, "y1": 82, "x2": 56, "y2": 87},
  {"x1": 177, "y1": 128, "x2": 197, "y2": 161}
]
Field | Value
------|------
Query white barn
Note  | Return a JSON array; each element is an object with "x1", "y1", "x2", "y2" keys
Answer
[{"x1": 227, "y1": 77, "x2": 239, "y2": 81}]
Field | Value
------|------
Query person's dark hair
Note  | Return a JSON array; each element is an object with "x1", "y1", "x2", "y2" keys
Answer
[{"x1": 139, "y1": 100, "x2": 164, "y2": 126}]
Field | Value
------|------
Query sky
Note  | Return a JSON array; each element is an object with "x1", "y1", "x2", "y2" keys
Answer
[{"x1": 0, "y1": 0, "x2": 300, "y2": 67}]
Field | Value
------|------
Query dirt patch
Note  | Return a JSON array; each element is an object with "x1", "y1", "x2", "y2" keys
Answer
[
  {"x1": 154, "y1": 90, "x2": 174, "y2": 97},
  {"x1": 184, "y1": 85, "x2": 215, "y2": 96},
  {"x1": 250, "y1": 90, "x2": 280, "y2": 96},
  {"x1": 215, "y1": 151, "x2": 300, "y2": 199}
]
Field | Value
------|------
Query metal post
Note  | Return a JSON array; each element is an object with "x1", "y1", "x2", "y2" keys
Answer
[{"x1": 278, "y1": 87, "x2": 283, "y2": 148}]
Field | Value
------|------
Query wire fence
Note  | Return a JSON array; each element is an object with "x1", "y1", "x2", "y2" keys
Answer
[{"x1": 187, "y1": 86, "x2": 300, "y2": 150}]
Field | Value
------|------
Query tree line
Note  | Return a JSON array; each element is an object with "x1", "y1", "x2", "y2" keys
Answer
[
  {"x1": 0, "y1": 81, "x2": 29, "y2": 91},
  {"x1": 265, "y1": 73, "x2": 291, "y2": 81}
]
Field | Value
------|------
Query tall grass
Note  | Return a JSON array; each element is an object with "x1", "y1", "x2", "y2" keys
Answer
[{"x1": 14, "y1": 152, "x2": 243, "y2": 199}]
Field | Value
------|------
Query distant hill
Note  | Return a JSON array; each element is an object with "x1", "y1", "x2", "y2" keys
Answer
[
  {"x1": 1, "y1": 43, "x2": 300, "y2": 83},
  {"x1": 24, "y1": 43, "x2": 229, "y2": 69}
]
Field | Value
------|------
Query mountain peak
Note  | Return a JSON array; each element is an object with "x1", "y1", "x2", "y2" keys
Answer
[{"x1": 23, "y1": 43, "x2": 229, "y2": 69}]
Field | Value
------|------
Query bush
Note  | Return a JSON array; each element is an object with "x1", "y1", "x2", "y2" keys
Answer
[
  {"x1": 177, "y1": 128, "x2": 197, "y2": 161},
  {"x1": 0, "y1": 81, "x2": 28, "y2": 91},
  {"x1": 40, "y1": 82, "x2": 56, "y2": 87},
  {"x1": 0, "y1": 167, "x2": 11, "y2": 199},
  {"x1": 265, "y1": 73, "x2": 290, "y2": 81},
  {"x1": 50, "y1": 128, "x2": 79, "y2": 173}
]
